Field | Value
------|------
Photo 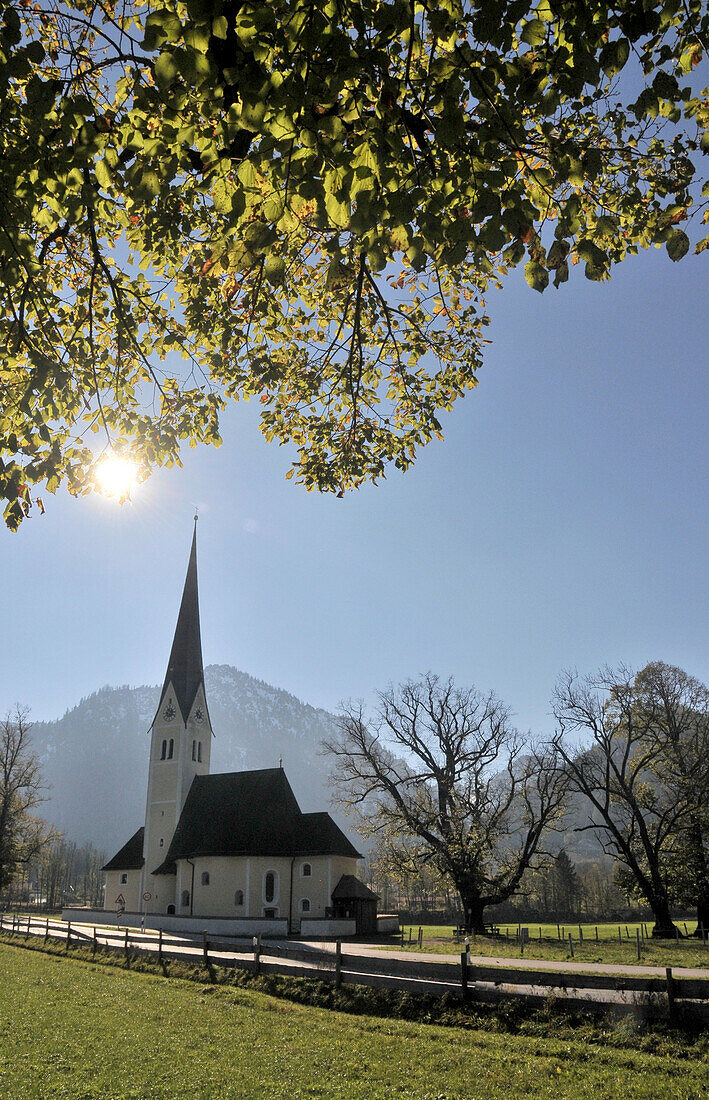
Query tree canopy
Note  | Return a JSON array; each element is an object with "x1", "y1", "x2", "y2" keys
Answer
[
  {"x1": 2, "y1": 0, "x2": 708, "y2": 526},
  {"x1": 325, "y1": 675, "x2": 567, "y2": 933},
  {"x1": 553, "y1": 661, "x2": 709, "y2": 937},
  {"x1": 0, "y1": 708, "x2": 55, "y2": 891}
]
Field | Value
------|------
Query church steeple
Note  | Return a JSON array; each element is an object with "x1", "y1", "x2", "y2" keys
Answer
[{"x1": 155, "y1": 517, "x2": 205, "y2": 725}]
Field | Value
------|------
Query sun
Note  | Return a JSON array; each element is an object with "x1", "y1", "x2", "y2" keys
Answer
[{"x1": 95, "y1": 454, "x2": 139, "y2": 500}]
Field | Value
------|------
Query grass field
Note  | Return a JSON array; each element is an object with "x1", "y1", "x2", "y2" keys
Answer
[
  {"x1": 1, "y1": 943, "x2": 708, "y2": 1099},
  {"x1": 390, "y1": 922, "x2": 709, "y2": 968}
]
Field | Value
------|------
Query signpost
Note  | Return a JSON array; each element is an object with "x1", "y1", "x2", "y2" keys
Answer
[{"x1": 115, "y1": 893, "x2": 125, "y2": 927}]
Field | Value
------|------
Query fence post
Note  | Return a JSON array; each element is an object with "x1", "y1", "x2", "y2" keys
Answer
[
  {"x1": 66, "y1": 921, "x2": 71, "y2": 951},
  {"x1": 568, "y1": 933, "x2": 574, "y2": 958},
  {"x1": 618, "y1": 925, "x2": 622, "y2": 943},
  {"x1": 460, "y1": 950, "x2": 469, "y2": 1001},
  {"x1": 556, "y1": 923, "x2": 560, "y2": 941},
  {"x1": 665, "y1": 967, "x2": 677, "y2": 1022},
  {"x1": 595, "y1": 926, "x2": 598, "y2": 943},
  {"x1": 44, "y1": 917, "x2": 49, "y2": 941},
  {"x1": 253, "y1": 935, "x2": 261, "y2": 975},
  {"x1": 92, "y1": 927, "x2": 97, "y2": 957},
  {"x1": 124, "y1": 927, "x2": 129, "y2": 964},
  {"x1": 578, "y1": 925, "x2": 583, "y2": 944},
  {"x1": 400, "y1": 926, "x2": 404, "y2": 948},
  {"x1": 203, "y1": 930, "x2": 209, "y2": 968},
  {"x1": 335, "y1": 939, "x2": 342, "y2": 989},
  {"x1": 158, "y1": 928, "x2": 163, "y2": 966},
  {"x1": 636, "y1": 928, "x2": 641, "y2": 960},
  {"x1": 25, "y1": 915, "x2": 30, "y2": 939},
  {"x1": 675, "y1": 926, "x2": 679, "y2": 944},
  {"x1": 418, "y1": 926, "x2": 423, "y2": 949}
]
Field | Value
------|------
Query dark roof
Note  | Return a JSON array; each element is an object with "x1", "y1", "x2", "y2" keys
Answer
[
  {"x1": 102, "y1": 827, "x2": 144, "y2": 871},
  {"x1": 331, "y1": 875, "x2": 379, "y2": 902},
  {"x1": 300, "y1": 813, "x2": 361, "y2": 859},
  {"x1": 153, "y1": 769, "x2": 361, "y2": 873},
  {"x1": 154, "y1": 521, "x2": 206, "y2": 726}
]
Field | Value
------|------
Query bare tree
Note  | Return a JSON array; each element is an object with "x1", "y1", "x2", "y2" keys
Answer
[
  {"x1": 552, "y1": 664, "x2": 709, "y2": 937},
  {"x1": 324, "y1": 675, "x2": 567, "y2": 934},
  {"x1": 0, "y1": 707, "x2": 55, "y2": 893},
  {"x1": 633, "y1": 662, "x2": 709, "y2": 936}
]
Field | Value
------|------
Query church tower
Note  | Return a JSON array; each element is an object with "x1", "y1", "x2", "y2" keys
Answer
[{"x1": 140, "y1": 518, "x2": 212, "y2": 913}]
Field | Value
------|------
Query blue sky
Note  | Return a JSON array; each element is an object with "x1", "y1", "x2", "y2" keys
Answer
[{"x1": 2, "y1": 247, "x2": 707, "y2": 736}]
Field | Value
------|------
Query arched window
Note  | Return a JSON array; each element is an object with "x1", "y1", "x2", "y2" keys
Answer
[
  {"x1": 181, "y1": 890, "x2": 190, "y2": 907},
  {"x1": 300, "y1": 898, "x2": 311, "y2": 913},
  {"x1": 201, "y1": 871, "x2": 210, "y2": 886},
  {"x1": 120, "y1": 873, "x2": 127, "y2": 885},
  {"x1": 301, "y1": 863, "x2": 312, "y2": 878},
  {"x1": 192, "y1": 740, "x2": 196, "y2": 761},
  {"x1": 167, "y1": 738, "x2": 174, "y2": 759},
  {"x1": 264, "y1": 871, "x2": 276, "y2": 904},
  {"x1": 167, "y1": 904, "x2": 175, "y2": 915},
  {"x1": 234, "y1": 890, "x2": 244, "y2": 906},
  {"x1": 197, "y1": 742, "x2": 202, "y2": 763},
  {"x1": 159, "y1": 838, "x2": 164, "y2": 848},
  {"x1": 160, "y1": 740, "x2": 167, "y2": 760}
]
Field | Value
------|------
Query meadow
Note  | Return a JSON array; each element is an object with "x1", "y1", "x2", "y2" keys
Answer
[
  {"x1": 391, "y1": 921, "x2": 709, "y2": 969},
  {"x1": 0, "y1": 941, "x2": 708, "y2": 1099}
]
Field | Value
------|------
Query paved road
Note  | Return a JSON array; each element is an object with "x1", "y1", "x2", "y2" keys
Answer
[
  {"x1": 4, "y1": 917, "x2": 708, "y2": 1012},
  {"x1": 328, "y1": 941, "x2": 709, "y2": 980}
]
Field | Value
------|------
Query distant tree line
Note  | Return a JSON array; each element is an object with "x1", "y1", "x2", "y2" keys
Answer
[
  {"x1": 0, "y1": 708, "x2": 105, "y2": 911},
  {"x1": 327, "y1": 662, "x2": 709, "y2": 938}
]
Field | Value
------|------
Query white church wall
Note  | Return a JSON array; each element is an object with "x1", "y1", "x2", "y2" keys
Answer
[
  {"x1": 175, "y1": 853, "x2": 361, "y2": 922},
  {"x1": 300, "y1": 919, "x2": 356, "y2": 938},
  {"x1": 103, "y1": 870, "x2": 141, "y2": 913},
  {"x1": 63, "y1": 908, "x2": 288, "y2": 936}
]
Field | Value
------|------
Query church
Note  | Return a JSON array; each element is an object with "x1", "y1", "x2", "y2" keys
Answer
[{"x1": 102, "y1": 522, "x2": 378, "y2": 936}]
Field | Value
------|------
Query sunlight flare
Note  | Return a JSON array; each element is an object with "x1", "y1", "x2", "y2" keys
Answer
[{"x1": 95, "y1": 454, "x2": 139, "y2": 501}]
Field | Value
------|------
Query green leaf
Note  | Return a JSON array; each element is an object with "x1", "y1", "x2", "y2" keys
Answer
[
  {"x1": 264, "y1": 255, "x2": 286, "y2": 285},
  {"x1": 94, "y1": 159, "x2": 113, "y2": 190},
  {"x1": 666, "y1": 230, "x2": 689, "y2": 261},
  {"x1": 599, "y1": 38, "x2": 630, "y2": 78},
  {"x1": 155, "y1": 52, "x2": 179, "y2": 89},
  {"x1": 525, "y1": 260, "x2": 549, "y2": 292},
  {"x1": 521, "y1": 19, "x2": 546, "y2": 46}
]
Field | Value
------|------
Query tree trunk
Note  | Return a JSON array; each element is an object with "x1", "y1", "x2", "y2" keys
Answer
[
  {"x1": 457, "y1": 887, "x2": 487, "y2": 934},
  {"x1": 648, "y1": 895, "x2": 677, "y2": 938},
  {"x1": 694, "y1": 890, "x2": 709, "y2": 938}
]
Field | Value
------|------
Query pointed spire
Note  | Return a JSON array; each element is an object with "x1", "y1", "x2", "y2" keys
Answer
[{"x1": 155, "y1": 516, "x2": 205, "y2": 725}]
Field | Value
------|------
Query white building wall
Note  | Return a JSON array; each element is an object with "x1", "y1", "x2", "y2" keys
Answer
[{"x1": 172, "y1": 854, "x2": 361, "y2": 923}]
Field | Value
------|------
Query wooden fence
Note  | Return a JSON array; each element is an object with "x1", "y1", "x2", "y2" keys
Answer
[{"x1": 2, "y1": 913, "x2": 708, "y2": 1023}]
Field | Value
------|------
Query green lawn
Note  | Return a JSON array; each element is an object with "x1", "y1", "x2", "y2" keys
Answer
[
  {"x1": 392, "y1": 922, "x2": 709, "y2": 969},
  {"x1": 0, "y1": 943, "x2": 707, "y2": 1099}
]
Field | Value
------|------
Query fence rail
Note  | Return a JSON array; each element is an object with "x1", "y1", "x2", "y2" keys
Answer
[{"x1": 2, "y1": 913, "x2": 708, "y2": 1022}]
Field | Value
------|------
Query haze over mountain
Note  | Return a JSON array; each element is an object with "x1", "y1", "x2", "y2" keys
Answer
[
  {"x1": 31, "y1": 665, "x2": 343, "y2": 854},
  {"x1": 31, "y1": 663, "x2": 606, "y2": 867}
]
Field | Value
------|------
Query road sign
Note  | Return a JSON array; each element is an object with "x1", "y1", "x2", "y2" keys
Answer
[
  {"x1": 115, "y1": 893, "x2": 126, "y2": 906},
  {"x1": 142, "y1": 892, "x2": 152, "y2": 901}
]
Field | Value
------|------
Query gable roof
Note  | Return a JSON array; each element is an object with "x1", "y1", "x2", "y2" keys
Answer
[
  {"x1": 102, "y1": 827, "x2": 144, "y2": 871},
  {"x1": 153, "y1": 521, "x2": 206, "y2": 727},
  {"x1": 331, "y1": 874, "x2": 379, "y2": 901},
  {"x1": 153, "y1": 768, "x2": 361, "y2": 874}
]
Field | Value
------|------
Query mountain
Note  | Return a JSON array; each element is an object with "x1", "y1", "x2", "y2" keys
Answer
[{"x1": 31, "y1": 665, "x2": 344, "y2": 855}]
